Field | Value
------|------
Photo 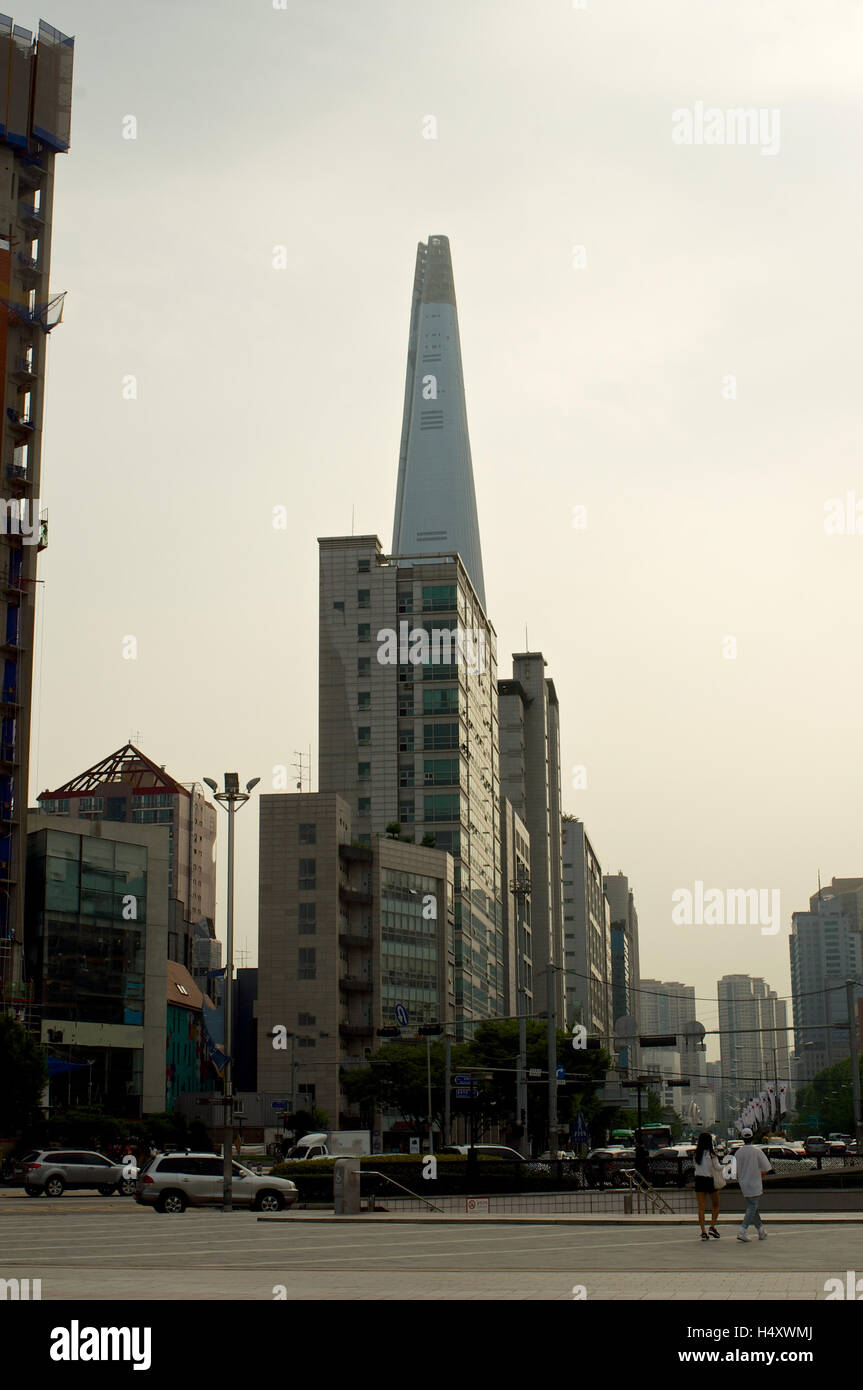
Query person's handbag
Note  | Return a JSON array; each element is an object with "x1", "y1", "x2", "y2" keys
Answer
[{"x1": 711, "y1": 1155, "x2": 727, "y2": 1190}]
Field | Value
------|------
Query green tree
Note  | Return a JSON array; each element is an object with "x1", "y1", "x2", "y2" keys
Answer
[
  {"x1": 793, "y1": 1057, "x2": 861, "y2": 1136},
  {"x1": 0, "y1": 1014, "x2": 48, "y2": 1136}
]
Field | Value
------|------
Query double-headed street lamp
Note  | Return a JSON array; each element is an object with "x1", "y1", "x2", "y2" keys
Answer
[{"x1": 203, "y1": 772, "x2": 260, "y2": 1211}]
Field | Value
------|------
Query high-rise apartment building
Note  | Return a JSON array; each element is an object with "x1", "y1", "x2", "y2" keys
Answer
[
  {"x1": 639, "y1": 980, "x2": 696, "y2": 1036},
  {"x1": 717, "y1": 974, "x2": 788, "y2": 1128},
  {"x1": 561, "y1": 818, "x2": 611, "y2": 1038},
  {"x1": 500, "y1": 795, "x2": 532, "y2": 1019},
  {"x1": 790, "y1": 877, "x2": 863, "y2": 1085},
  {"x1": 604, "y1": 873, "x2": 641, "y2": 1071},
  {"x1": 257, "y1": 792, "x2": 454, "y2": 1133},
  {"x1": 0, "y1": 18, "x2": 73, "y2": 1021},
  {"x1": 498, "y1": 655, "x2": 565, "y2": 1018},
  {"x1": 37, "y1": 743, "x2": 217, "y2": 976},
  {"x1": 318, "y1": 538, "x2": 502, "y2": 1023}
]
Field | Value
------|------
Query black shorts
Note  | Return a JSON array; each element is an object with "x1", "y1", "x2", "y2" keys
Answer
[{"x1": 694, "y1": 1176, "x2": 716, "y2": 1194}]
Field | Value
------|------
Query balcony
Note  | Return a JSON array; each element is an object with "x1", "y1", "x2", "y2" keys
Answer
[
  {"x1": 5, "y1": 464, "x2": 28, "y2": 492},
  {"x1": 339, "y1": 926, "x2": 372, "y2": 947},
  {"x1": 12, "y1": 356, "x2": 35, "y2": 378},
  {"x1": 339, "y1": 884, "x2": 372, "y2": 907},
  {"x1": 339, "y1": 842, "x2": 372, "y2": 864},
  {"x1": 339, "y1": 1022, "x2": 373, "y2": 1038},
  {"x1": 6, "y1": 409, "x2": 34, "y2": 433},
  {"x1": 21, "y1": 203, "x2": 44, "y2": 224},
  {"x1": 341, "y1": 976, "x2": 373, "y2": 993}
]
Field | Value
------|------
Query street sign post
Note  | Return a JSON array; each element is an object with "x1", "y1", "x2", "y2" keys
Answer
[{"x1": 395, "y1": 1004, "x2": 409, "y2": 1027}]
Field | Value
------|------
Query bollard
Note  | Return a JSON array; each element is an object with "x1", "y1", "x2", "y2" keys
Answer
[
  {"x1": 333, "y1": 1156, "x2": 361, "y2": 1215},
  {"x1": 624, "y1": 1192, "x2": 633, "y2": 1214}
]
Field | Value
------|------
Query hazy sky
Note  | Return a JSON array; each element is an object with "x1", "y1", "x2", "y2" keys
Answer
[{"x1": 30, "y1": 0, "x2": 863, "y2": 1059}]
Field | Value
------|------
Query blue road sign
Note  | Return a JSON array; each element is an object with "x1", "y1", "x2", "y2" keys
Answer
[
  {"x1": 571, "y1": 1111, "x2": 589, "y2": 1144},
  {"x1": 271, "y1": 1101, "x2": 287, "y2": 1110},
  {"x1": 394, "y1": 1004, "x2": 409, "y2": 1027},
  {"x1": 556, "y1": 1065, "x2": 566, "y2": 1081},
  {"x1": 456, "y1": 1088, "x2": 478, "y2": 1099},
  {"x1": 454, "y1": 1074, "x2": 472, "y2": 1085}
]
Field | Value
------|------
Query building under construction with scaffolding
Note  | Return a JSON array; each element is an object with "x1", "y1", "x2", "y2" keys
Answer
[{"x1": 0, "y1": 16, "x2": 72, "y2": 1024}]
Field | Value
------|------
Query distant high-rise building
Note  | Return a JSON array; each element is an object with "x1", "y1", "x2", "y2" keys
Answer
[
  {"x1": 498, "y1": 656, "x2": 565, "y2": 1018},
  {"x1": 790, "y1": 877, "x2": 863, "y2": 1085},
  {"x1": 561, "y1": 818, "x2": 610, "y2": 1039},
  {"x1": 639, "y1": 980, "x2": 696, "y2": 1036},
  {"x1": 604, "y1": 873, "x2": 641, "y2": 1071},
  {"x1": 500, "y1": 795, "x2": 532, "y2": 1019},
  {"x1": 392, "y1": 234, "x2": 485, "y2": 609},
  {"x1": 37, "y1": 743, "x2": 217, "y2": 976},
  {"x1": 0, "y1": 18, "x2": 74, "y2": 1021},
  {"x1": 717, "y1": 974, "x2": 788, "y2": 1128}
]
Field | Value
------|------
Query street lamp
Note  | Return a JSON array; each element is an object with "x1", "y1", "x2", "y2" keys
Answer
[
  {"x1": 419, "y1": 1024, "x2": 443, "y2": 1154},
  {"x1": 204, "y1": 772, "x2": 259, "y2": 1211}
]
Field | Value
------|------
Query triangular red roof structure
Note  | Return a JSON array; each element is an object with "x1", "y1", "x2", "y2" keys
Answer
[{"x1": 39, "y1": 743, "x2": 190, "y2": 799}]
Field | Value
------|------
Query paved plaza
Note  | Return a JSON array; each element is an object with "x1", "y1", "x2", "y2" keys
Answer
[{"x1": 1, "y1": 1197, "x2": 861, "y2": 1300}]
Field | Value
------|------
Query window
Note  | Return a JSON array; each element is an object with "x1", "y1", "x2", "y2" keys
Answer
[
  {"x1": 398, "y1": 664, "x2": 413, "y2": 684},
  {"x1": 357, "y1": 559, "x2": 370, "y2": 573},
  {"x1": 398, "y1": 730, "x2": 414, "y2": 752},
  {"x1": 299, "y1": 823, "x2": 316, "y2": 845},
  {"x1": 422, "y1": 584, "x2": 457, "y2": 612},
  {"x1": 333, "y1": 601, "x2": 344, "y2": 613},
  {"x1": 358, "y1": 726, "x2": 371, "y2": 745},
  {"x1": 358, "y1": 762, "x2": 371, "y2": 781},
  {"x1": 298, "y1": 1012, "x2": 315, "y2": 1025},
  {"x1": 357, "y1": 624, "x2": 370, "y2": 641},
  {"x1": 424, "y1": 722, "x2": 459, "y2": 750},
  {"x1": 399, "y1": 765, "x2": 414, "y2": 787},
  {"x1": 357, "y1": 589, "x2": 370, "y2": 608},
  {"x1": 424, "y1": 758, "x2": 458, "y2": 785},
  {"x1": 298, "y1": 858, "x2": 316, "y2": 890},
  {"x1": 298, "y1": 1036, "x2": 316, "y2": 1048},
  {"x1": 357, "y1": 657, "x2": 371, "y2": 676},
  {"x1": 397, "y1": 588, "x2": 413, "y2": 614},
  {"x1": 424, "y1": 793, "x2": 460, "y2": 822},
  {"x1": 398, "y1": 696, "x2": 414, "y2": 717},
  {"x1": 299, "y1": 903, "x2": 316, "y2": 934},
  {"x1": 357, "y1": 692, "x2": 370, "y2": 711},
  {"x1": 298, "y1": 948, "x2": 316, "y2": 980},
  {"x1": 358, "y1": 797, "x2": 371, "y2": 816},
  {"x1": 423, "y1": 687, "x2": 459, "y2": 715},
  {"x1": 399, "y1": 802, "x2": 415, "y2": 823}
]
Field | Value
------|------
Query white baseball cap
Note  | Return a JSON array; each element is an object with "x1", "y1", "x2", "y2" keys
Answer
[{"x1": 741, "y1": 1128, "x2": 753, "y2": 1138}]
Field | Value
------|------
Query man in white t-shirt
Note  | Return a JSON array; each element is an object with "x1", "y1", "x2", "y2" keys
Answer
[{"x1": 734, "y1": 1129, "x2": 772, "y2": 1241}]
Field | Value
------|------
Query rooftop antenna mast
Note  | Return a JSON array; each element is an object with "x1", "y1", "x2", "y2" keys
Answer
[{"x1": 293, "y1": 749, "x2": 310, "y2": 792}]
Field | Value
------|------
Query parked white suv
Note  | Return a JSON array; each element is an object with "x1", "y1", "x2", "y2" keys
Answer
[{"x1": 135, "y1": 1152, "x2": 298, "y2": 1213}]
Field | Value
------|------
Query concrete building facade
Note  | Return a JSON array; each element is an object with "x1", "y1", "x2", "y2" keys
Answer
[
  {"x1": 256, "y1": 792, "x2": 454, "y2": 1130},
  {"x1": 561, "y1": 818, "x2": 611, "y2": 1041},
  {"x1": 318, "y1": 537, "x2": 502, "y2": 1024},
  {"x1": 498, "y1": 655, "x2": 565, "y2": 1019},
  {"x1": 500, "y1": 795, "x2": 532, "y2": 1020}
]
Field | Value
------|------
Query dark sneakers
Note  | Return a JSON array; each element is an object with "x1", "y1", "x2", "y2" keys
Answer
[{"x1": 709, "y1": 1226, "x2": 720, "y2": 1238}]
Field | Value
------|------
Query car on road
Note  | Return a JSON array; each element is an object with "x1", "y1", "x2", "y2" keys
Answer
[
  {"x1": 441, "y1": 1145, "x2": 527, "y2": 1161},
  {"x1": 22, "y1": 1149, "x2": 138, "y2": 1197},
  {"x1": 803, "y1": 1135, "x2": 829, "y2": 1156},
  {"x1": 757, "y1": 1144, "x2": 817, "y2": 1170},
  {"x1": 135, "y1": 1152, "x2": 298, "y2": 1213}
]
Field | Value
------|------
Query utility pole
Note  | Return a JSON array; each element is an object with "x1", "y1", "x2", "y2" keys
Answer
[
  {"x1": 444, "y1": 1032, "x2": 452, "y2": 1146},
  {"x1": 847, "y1": 979, "x2": 863, "y2": 1147},
  {"x1": 547, "y1": 961, "x2": 557, "y2": 1157}
]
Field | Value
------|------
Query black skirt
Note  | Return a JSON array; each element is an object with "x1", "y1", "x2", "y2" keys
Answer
[{"x1": 694, "y1": 1175, "x2": 716, "y2": 1193}]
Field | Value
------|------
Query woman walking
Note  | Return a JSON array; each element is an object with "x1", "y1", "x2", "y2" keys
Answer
[{"x1": 693, "y1": 1132, "x2": 722, "y2": 1240}]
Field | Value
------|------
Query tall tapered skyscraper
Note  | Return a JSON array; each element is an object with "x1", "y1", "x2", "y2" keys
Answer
[{"x1": 392, "y1": 235, "x2": 486, "y2": 610}]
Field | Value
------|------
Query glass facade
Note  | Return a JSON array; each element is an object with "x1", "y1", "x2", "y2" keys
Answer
[
  {"x1": 380, "y1": 869, "x2": 441, "y2": 1024},
  {"x1": 26, "y1": 829, "x2": 147, "y2": 1026}
]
